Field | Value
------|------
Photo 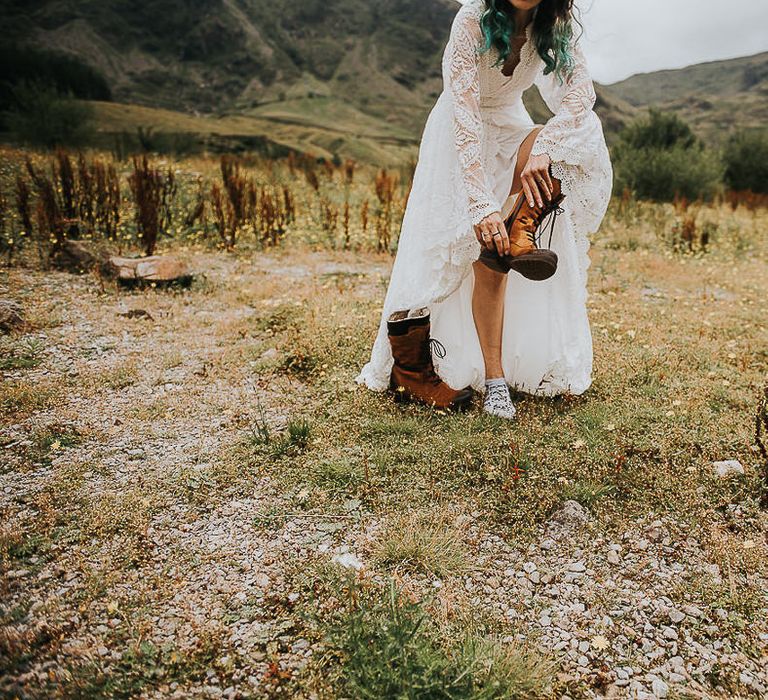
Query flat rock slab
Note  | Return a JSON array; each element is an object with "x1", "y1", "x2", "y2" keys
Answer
[{"x1": 106, "y1": 255, "x2": 194, "y2": 286}]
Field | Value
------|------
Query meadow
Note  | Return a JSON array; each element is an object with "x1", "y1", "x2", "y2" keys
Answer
[{"x1": 1, "y1": 146, "x2": 767, "y2": 699}]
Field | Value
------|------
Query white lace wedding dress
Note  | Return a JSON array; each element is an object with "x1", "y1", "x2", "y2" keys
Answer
[{"x1": 355, "y1": 0, "x2": 612, "y2": 396}]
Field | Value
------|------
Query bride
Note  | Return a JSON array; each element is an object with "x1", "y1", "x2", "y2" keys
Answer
[{"x1": 355, "y1": 0, "x2": 612, "y2": 420}]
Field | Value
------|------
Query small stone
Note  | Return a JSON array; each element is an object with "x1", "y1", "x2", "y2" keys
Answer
[
  {"x1": 523, "y1": 562, "x2": 537, "y2": 573},
  {"x1": 568, "y1": 561, "x2": 586, "y2": 573},
  {"x1": 668, "y1": 609, "x2": 685, "y2": 624},
  {"x1": 682, "y1": 605, "x2": 703, "y2": 618},
  {"x1": 712, "y1": 460, "x2": 744, "y2": 478},
  {"x1": 332, "y1": 552, "x2": 363, "y2": 570},
  {"x1": 607, "y1": 550, "x2": 621, "y2": 565},
  {"x1": 662, "y1": 626, "x2": 678, "y2": 640},
  {"x1": 651, "y1": 678, "x2": 669, "y2": 698}
]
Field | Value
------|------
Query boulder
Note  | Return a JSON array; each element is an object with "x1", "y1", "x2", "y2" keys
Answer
[
  {"x1": 546, "y1": 500, "x2": 590, "y2": 538},
  {"x1": 104, "y1": 255, "x2": 193, "y2": 286},
  {"x1": 0, "y1": 299, "x2": 25, "y2": 333}
]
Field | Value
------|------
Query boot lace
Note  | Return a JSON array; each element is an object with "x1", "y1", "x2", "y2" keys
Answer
[
  {"x1": 526, "y1": 201, "x2": 565, "y2": 249},
  {"x1": 422, "y1": 337, "x2": 447, "y2": 386}
]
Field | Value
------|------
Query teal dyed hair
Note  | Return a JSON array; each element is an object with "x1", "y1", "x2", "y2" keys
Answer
[{"x1": 478, "y1": 0, "x2": 579, "y2": 83}]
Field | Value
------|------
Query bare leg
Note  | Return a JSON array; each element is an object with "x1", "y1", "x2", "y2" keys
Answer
[
  {"x1": 472, "y1": 260, "x2": 508, "y2": 379},
  {"x1": 471, "y1": 126, "x2": 543, "y2": 380}
]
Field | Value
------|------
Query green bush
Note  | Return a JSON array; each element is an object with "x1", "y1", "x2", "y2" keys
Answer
[
  {"x1": 0, "y1": 45, "x2": 111, "y2": 109},
  {"x1": 613, "y1": 143, "x2": 723, "y2": 202},
  {"x1": 723, "y1": 130, "x2": 768, "y2": 193},
  {"x1": 613, "y1": 109, "x2": 723, "y2": 202},
  {"x1": 5, "y1": 82, "x2": 95, "y2": 149},
  {"x1": 620, "y1": 108, "x2": 698, "y2": 150}
]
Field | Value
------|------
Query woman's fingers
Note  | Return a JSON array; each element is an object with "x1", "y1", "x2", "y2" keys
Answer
[
  {"x1": 494, "y1": 223, "x2": 510, "y2": 256},
  {"x1": 475, "y1": 213, "x2": 508, "y2": 254},
  {"x1": 543, "y1": 166, "x2": 553, "y2": 197},
  {"x1": 477, "y1": 222, "x2": 492, "y2": 249},
  {"x1": 536, "y1": 169, "x2": 551, "y2": 201},
  {"x1": 524, "y1": 174, "x2": 544, "y2": 208}
]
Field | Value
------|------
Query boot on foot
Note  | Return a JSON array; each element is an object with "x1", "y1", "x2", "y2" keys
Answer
[{"x1": 387, "y1": 308, "x2": 473, "y2": 411}]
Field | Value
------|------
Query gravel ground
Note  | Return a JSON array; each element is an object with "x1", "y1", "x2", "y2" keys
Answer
[{"x1": 1, "y1": 252, "x2": 766, "y2": 699}]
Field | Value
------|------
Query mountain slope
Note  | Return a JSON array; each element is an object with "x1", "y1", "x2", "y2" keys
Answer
[
  {"x1": 3, "y1": 0, "x2": 766, "y2": 161},
  {"x1": 605, "y1": 53, "x2": 768, "y2": 143}
]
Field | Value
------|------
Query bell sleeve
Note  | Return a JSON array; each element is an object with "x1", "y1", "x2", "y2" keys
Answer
[
  {"x1": 441, "y1": 6, "x2": 501, "y2": 226},
  {"x1": 532, "y1": 40, "x2": 613, "y2": 237}
]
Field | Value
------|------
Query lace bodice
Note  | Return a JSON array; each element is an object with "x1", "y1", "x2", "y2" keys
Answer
[{"x1": 442, "y1": 0, "x2": 611, "y2": 230}]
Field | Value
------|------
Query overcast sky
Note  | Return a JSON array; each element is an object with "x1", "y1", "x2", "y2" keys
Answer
[{"x1": 574, "y1": 0, "x2": 768, "y2": 84}]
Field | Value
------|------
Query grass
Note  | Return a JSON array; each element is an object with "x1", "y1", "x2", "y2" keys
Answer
[
  {"x1": 0, "y1": 146, "x2": 766, "y2": 698},
  {"x1": 321, "y1": 576, "x2": 554, "y2": 700},
  {"x1": 373, "y1": 508, "x2": 471, "y2": 578},
  {"x1": 0, "y1": 337, "x2": 44, "y2": 370}
]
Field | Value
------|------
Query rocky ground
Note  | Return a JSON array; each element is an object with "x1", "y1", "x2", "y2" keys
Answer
[{"x1": 1, "y1": 248, "x2": 767, "y2": 699}]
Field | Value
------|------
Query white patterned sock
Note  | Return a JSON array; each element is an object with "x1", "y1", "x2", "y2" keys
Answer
[{"x1": 483, "y1": 379, "x2": 516, "y2": 419}]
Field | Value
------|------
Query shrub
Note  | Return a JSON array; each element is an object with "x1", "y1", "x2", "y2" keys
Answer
[
  {"x1": 723, "y1": 129, "x2": 768, "y2": 194},
  {"x1": 613, "y1": 144, "x2": 723, "y2": 202},
  {"x1": 613, "y1": 109, "x2": 723, "y2": 202},
  {"x1": 5, "y1": 82, "x2": 95, "y2": 149},
  {"x1": 0, "y1": 46, "x2": 111, "y2": 109},
  {"x1": 619, "y1": 109, "x2": 698, "y2": 150},
  {"x1": 128, "y1": 155, "x2": 176, "y2": 256}
]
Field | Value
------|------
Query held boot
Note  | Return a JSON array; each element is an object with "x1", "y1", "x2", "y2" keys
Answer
[
  {"x1": 478, "y1": 172, "x2": 565, "y2": 281},
  {"x1": 387, "y1": 308, "x2": 473, "y2": 410}
]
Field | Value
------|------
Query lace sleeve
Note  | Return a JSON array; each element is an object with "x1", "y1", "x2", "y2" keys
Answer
[
  {"x1": 441, "y1": 5, "x2": 500, "y2": 226},
  {"x1": 532, "y1": 39, "x2": 612, "y2": 237}
]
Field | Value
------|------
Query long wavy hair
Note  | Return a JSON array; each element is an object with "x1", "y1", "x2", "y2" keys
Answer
[{"x1": 478, "y1": 0, "x2": 579, "y2": 82}]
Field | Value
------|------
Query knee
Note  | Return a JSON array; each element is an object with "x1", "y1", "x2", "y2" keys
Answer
[{"x1": 473, "y1": 261, "x2": 508, "y2": 289}]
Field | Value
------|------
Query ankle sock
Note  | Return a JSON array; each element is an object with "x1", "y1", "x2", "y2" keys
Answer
[{"x1": 482, "y1": 378, "x2": 516, "y2": 420}]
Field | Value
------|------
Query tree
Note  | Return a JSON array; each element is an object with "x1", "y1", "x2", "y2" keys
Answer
[{"x1": 723, "y1": 129, "x2": 768, "y2": 193}]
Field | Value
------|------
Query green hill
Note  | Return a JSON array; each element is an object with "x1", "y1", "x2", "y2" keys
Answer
[
  {"x1": 605, "y1": 53, "x2": 768, "y2": 144},
  {"x1": 2, "y1": 0, "x2": 765, "y2": 161}
]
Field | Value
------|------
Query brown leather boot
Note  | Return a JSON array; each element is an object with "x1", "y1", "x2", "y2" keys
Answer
[
  {"x1": 478, "y1": 173, "x2": 564, "y2": 281},
  {"x1": 387, "y1": 309, "x2": 473, "y2": 410}
]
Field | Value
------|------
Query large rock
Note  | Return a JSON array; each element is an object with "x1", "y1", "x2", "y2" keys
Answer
[
  {"x1": 546, "y1": 500, "x2": 590, "y2": 538},
  {"x1": 0, "y1": 300, "x2": 25, "y2": 333},
  {"x1": 104, "y1": 255, "x2": 193, "y2": 286}
]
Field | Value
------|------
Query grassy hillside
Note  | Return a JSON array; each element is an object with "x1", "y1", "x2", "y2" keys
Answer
[
  {"x1": 606, "y1": 53, "x2": 768, "y2": 143},
  {"x1": 3, "y1": 0, "x2": 766, "y2": 160}
]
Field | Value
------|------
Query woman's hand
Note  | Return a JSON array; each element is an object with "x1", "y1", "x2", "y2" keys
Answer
[
  {"x1": 521, "y1": 152, "x2": 553, "y2": 208},
  {"x1": 474, "y1": 211, "x2": 509, "y2": 256}
]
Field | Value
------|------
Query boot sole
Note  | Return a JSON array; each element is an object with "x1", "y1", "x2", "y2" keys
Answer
[
  {"x1": 478, "y1": 247, "x2": 558, "y2": 281},
  {"x1": 390, "y1": 384, "x2": 474, "y2": 411}
]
